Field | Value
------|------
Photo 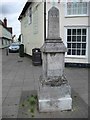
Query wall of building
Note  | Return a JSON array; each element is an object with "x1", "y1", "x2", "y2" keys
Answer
[
  {"x1": 88, "y1": 2, "x2": 90, "y2": 63},
  {"x1": 0, "y1": 25, "x2": 2, "y2": 48},
  {"x1": 0, "y1": 24, "x2": 12, "y2": 48},
  {"x1": 0, "y1": 25, "x2": 2, "y2": 37},
  {"x1": 0, "y1": 38, "x2": 2, "y2": 48},
  {"x1": 21, "y1": 2, "x2": 44, "y2": 55},
  {"x1": 20, "y1": 1, "x2": 89, "y2": 65},
  {"x1": 46, "y1": 2, "x2": 89, "y2": 64},
  {"x1": 88, "y1": 2, "x2": 90, "y2": 64},
  {"x1": 2, "y1": 27, "x2": 12, "y2": 39}
]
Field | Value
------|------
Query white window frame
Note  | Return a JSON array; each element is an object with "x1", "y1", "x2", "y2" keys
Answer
[
  {"x1": 65, "y1": 1, "x2": 89, "y2": 17},
  {"x1": 65, "y1": 27, "x2": 88, "y2": 58}
]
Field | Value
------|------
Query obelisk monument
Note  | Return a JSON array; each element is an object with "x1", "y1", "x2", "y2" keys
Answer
[{"x1": 38, "y1": 7, "x2": 72, "y2": 112}]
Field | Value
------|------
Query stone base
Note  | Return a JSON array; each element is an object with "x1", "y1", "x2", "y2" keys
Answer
[
  {"x1": 38, "y1": 97, "x2": 72, "y2": 112},
  {"x1": 38, "y1": 83, "x2": 72, "y2": 112}
]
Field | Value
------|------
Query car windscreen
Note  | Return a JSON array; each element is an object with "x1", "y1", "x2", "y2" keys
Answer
[{"x1": 11, "y1": 44, "x2": 19, "y2": 46}]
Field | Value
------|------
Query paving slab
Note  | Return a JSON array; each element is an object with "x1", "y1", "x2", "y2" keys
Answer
[
  {"x1": 2, "y1": 97, "x2": 20, "y2": 106},
  {"x1": 2, "y1": 49, "x2": 89, "y2": 119},
  {"x1": 2, "y1": 105, "x2": 19, "y2": 118},
  {"x1": 11, "y1": 80, "x2": 24, "y2": 87},
  {"x1": 17, "y1": 90, "x2": 88, "y2": 118}
]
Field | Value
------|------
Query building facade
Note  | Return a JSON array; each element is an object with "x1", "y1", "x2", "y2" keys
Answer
[
  {"x1": 18, "y1": 1, "x2": 90, "y2": 66},
  {"x1": 0, "y1": 18, "x2": 12, "y2": 48}
]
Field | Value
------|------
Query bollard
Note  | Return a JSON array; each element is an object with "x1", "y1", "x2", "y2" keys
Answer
[{"x1": 6, "y1": 47, "x2": 8, "y2": 56}]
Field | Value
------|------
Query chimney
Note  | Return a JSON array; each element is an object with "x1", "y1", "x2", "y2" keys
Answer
[{"x1": 3, "y1": 17, "x2": 7, "y2": 27}]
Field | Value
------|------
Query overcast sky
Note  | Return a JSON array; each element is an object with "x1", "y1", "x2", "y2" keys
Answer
[{"x1": 0, "y1": 0, "x2": 28, "y2": 39}]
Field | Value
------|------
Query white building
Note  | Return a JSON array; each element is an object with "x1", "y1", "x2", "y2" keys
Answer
[
  {"x1": 0, "y1": 18, "x2": 12, "y2": 48},
  {"x1": 18, "y1": 1, "x2": 90, "y2": 67}
]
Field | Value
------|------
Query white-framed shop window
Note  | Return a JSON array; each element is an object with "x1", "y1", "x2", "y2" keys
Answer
[
  {"x1": 66, "y1": 1, "x2": 88, "y2": 16},
  {"x1": 66, "y1": 28, "x2": 87, "y2": 57}
]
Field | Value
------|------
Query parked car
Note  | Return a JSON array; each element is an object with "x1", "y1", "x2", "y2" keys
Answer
[{"x1": 9, "y1": 42, "x2": 20, "y2": 53}]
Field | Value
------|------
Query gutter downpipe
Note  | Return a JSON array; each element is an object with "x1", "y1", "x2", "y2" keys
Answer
[{"x1": 44, "y1": 0, "x2": 46, "y2": 42}]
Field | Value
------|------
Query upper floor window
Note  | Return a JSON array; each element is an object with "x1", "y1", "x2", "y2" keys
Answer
[
  {"x1": 29, "y1": 7, "x2": 32, "y2": 24},
  {"x1": 2, "y1": 39, "x2": 4, "y2": 45},
  {"x1": 67, "y1": 2, "x2": 88, "y2": 16}
]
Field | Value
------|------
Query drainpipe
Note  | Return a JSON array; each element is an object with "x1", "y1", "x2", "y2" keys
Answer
[
  {"x1": 44, "y1": 1, "x2": 46, "y2": 41},
  {"x1": 21, "y1": 34, "x2": 23, "y2": 44}
]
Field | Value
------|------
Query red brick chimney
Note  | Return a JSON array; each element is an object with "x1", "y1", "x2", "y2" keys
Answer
[{"x1": 3, "y1": 17, "x2": 7, "y2": 27}]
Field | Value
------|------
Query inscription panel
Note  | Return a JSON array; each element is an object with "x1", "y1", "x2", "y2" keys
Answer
[
  {"x1": 47, "y1": 53, "x2": 64, "y2": 77},
  {"x1": 48, "y1": 7, "x2": 59, "y2": 38}
]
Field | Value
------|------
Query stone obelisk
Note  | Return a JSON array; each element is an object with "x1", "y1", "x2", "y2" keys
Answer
[{"x1": 38, "y1": 7, "x2": 72, "y2": 112}]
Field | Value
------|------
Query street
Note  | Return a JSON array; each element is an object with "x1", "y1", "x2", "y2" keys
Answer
[{"x1": 2, "y1": 49, "x2": 88, "y2": 118}]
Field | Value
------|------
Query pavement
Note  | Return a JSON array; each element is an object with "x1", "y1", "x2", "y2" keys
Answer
[{"x1": 1, "y1": 49, "x2": 89, "y2": 118}]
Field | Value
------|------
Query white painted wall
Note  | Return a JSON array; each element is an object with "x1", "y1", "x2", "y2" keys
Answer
[
  {"x1": 46, "y1": 2, "x2": 89, "y2": 64},
  {"x1": 88, "y1": 22, "x2": 90, "y2": 63},
  {"x1": 2, "y1": 27, "x2": 12, "y2": 39},
  {"x1": 0, "y1": 24, "x2": 12, "y2": 48},
  {"x1": 21, "y1": 2, "x2": 44, "y2": 55},
  {"x1": 20, "y1": 2, "x2": 90, "y2": 64},
  {"x1": 0, "y1": 25, "x2": 2, "y2": 37}
]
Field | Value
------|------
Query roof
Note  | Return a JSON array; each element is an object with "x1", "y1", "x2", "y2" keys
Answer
[
  {"x1": 0, "y1": 20, "x2": 12, "y2": 33},
  {"x1": 18, "y1": 2, "x2": 32, "y2": 20}
]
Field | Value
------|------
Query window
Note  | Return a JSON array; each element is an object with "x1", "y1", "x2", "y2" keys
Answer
[
  {"x1": 67, "y1": 2, "x2": 88, "y2": 16},
  {"x1": 67, "y1": 28, "x2": 87, "y2": 56},
  {"x1": 29, "y1": 7, "x2": 32, "y2": 24},
  {"x1": 2, "y1": 39, "x2": 4, "y2": 45}
]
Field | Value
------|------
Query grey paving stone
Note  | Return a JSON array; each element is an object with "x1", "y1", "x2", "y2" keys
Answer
[
  {"x1": 2, "y1": 97, "x2": 6, "y2": 103},
  {"x1": 23, "y1": 80, "x2": 34, "y2": 86},
  {"x1": 2, "y1": 105, "x2": 19, "y2": 118},
  {"x1": 2, "y1": 97, "x2": 20, "y2": 106},
  {"x1": 24, "y1": 71, "x2": 34, "y2": 79},
  {"x1": 2, "y1": 86, "x2": 10, "y2": 92},
  {"x1": 80, "y1": 93, "x2": 88, "y2": 104},
  {"x1": 2, "y1": 49, "x2": 89, "y2": 118},
  {"x1": 11, "y1": 81, "x2": 24, "y2": 87},
  {"x1": 2, "y1": 89, "x2": 9, "y2": 98},
  {"x1": 17, "y1": 90, "x2": 88, "y2": 118},
  {"x1": 4, "y1": 72, "x2": 17, "y2": 80},
  {"x1": 74, "y1": 87, "x2": 88, "y2": 94},
  {"x1": 22, "y1": 87, "x2": 34, "y2": 91},
  {"x1": 2, "y1": 81, "x2": 13, "y2": 87},
  {"x1": 23, "y1": 78, "x2": 34, "y2": 82},
  {"x1": 0, "y1": 89, "x2": 2, "y2": 98},
  {"x1": 0, "y1": 97, "x2": 2, "y2": 106},
  {"x1": 0, "y1": 105, "x2": 2, "y2": 117},
  {"x1": 7, "y1": 88, "x2": 22, "y2": 98}
]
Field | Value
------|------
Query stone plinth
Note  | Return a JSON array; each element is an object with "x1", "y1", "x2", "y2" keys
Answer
[
  {"x1": 38, "y1": 83, "x2": 72, "y2": 112},
  {"x1": 41, "y1": 39, "x2": 67, "y2": 78}
]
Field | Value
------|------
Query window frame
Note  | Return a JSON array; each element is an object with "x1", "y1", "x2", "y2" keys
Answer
[
  {"x1": 2, "y1": 39, "x2": 4, "y2": 45},
  {"x1": 65, "y1": 1, "x2": 89, "y2": 17},
  {"x1": 65, "y1": 27, "x2": 88, "y2": 58}
]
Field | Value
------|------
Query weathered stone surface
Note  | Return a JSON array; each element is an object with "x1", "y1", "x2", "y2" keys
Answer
[
  {"x1": 40, "y1": 75, "x2": 68, "y2": 87},
  {"x1": 38, "y1": 83, "x2": 71, "y2": 99},
  {"x1": 48, "y1": 7, "x2": 59, "y2": 39},
  {"x1": 38, "y1": 97, "x2": 72, "y2": 112},
  {"x1": 47, "y1": 53, "x2": 64, "y2": 77},
  {"x1": 41, "y1": 41, "x2": 67, "y2": 53},
  {"x1": 38, "y1": 84, "x2": 72, "y2": 112},
  {"x1": 38, "y1": 6, "x2": 72, "y2": 112}
]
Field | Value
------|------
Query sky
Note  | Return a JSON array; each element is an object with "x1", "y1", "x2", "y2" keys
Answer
[{"x1": 0, "y1": 0, "x2": 28, "y2": 39}]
